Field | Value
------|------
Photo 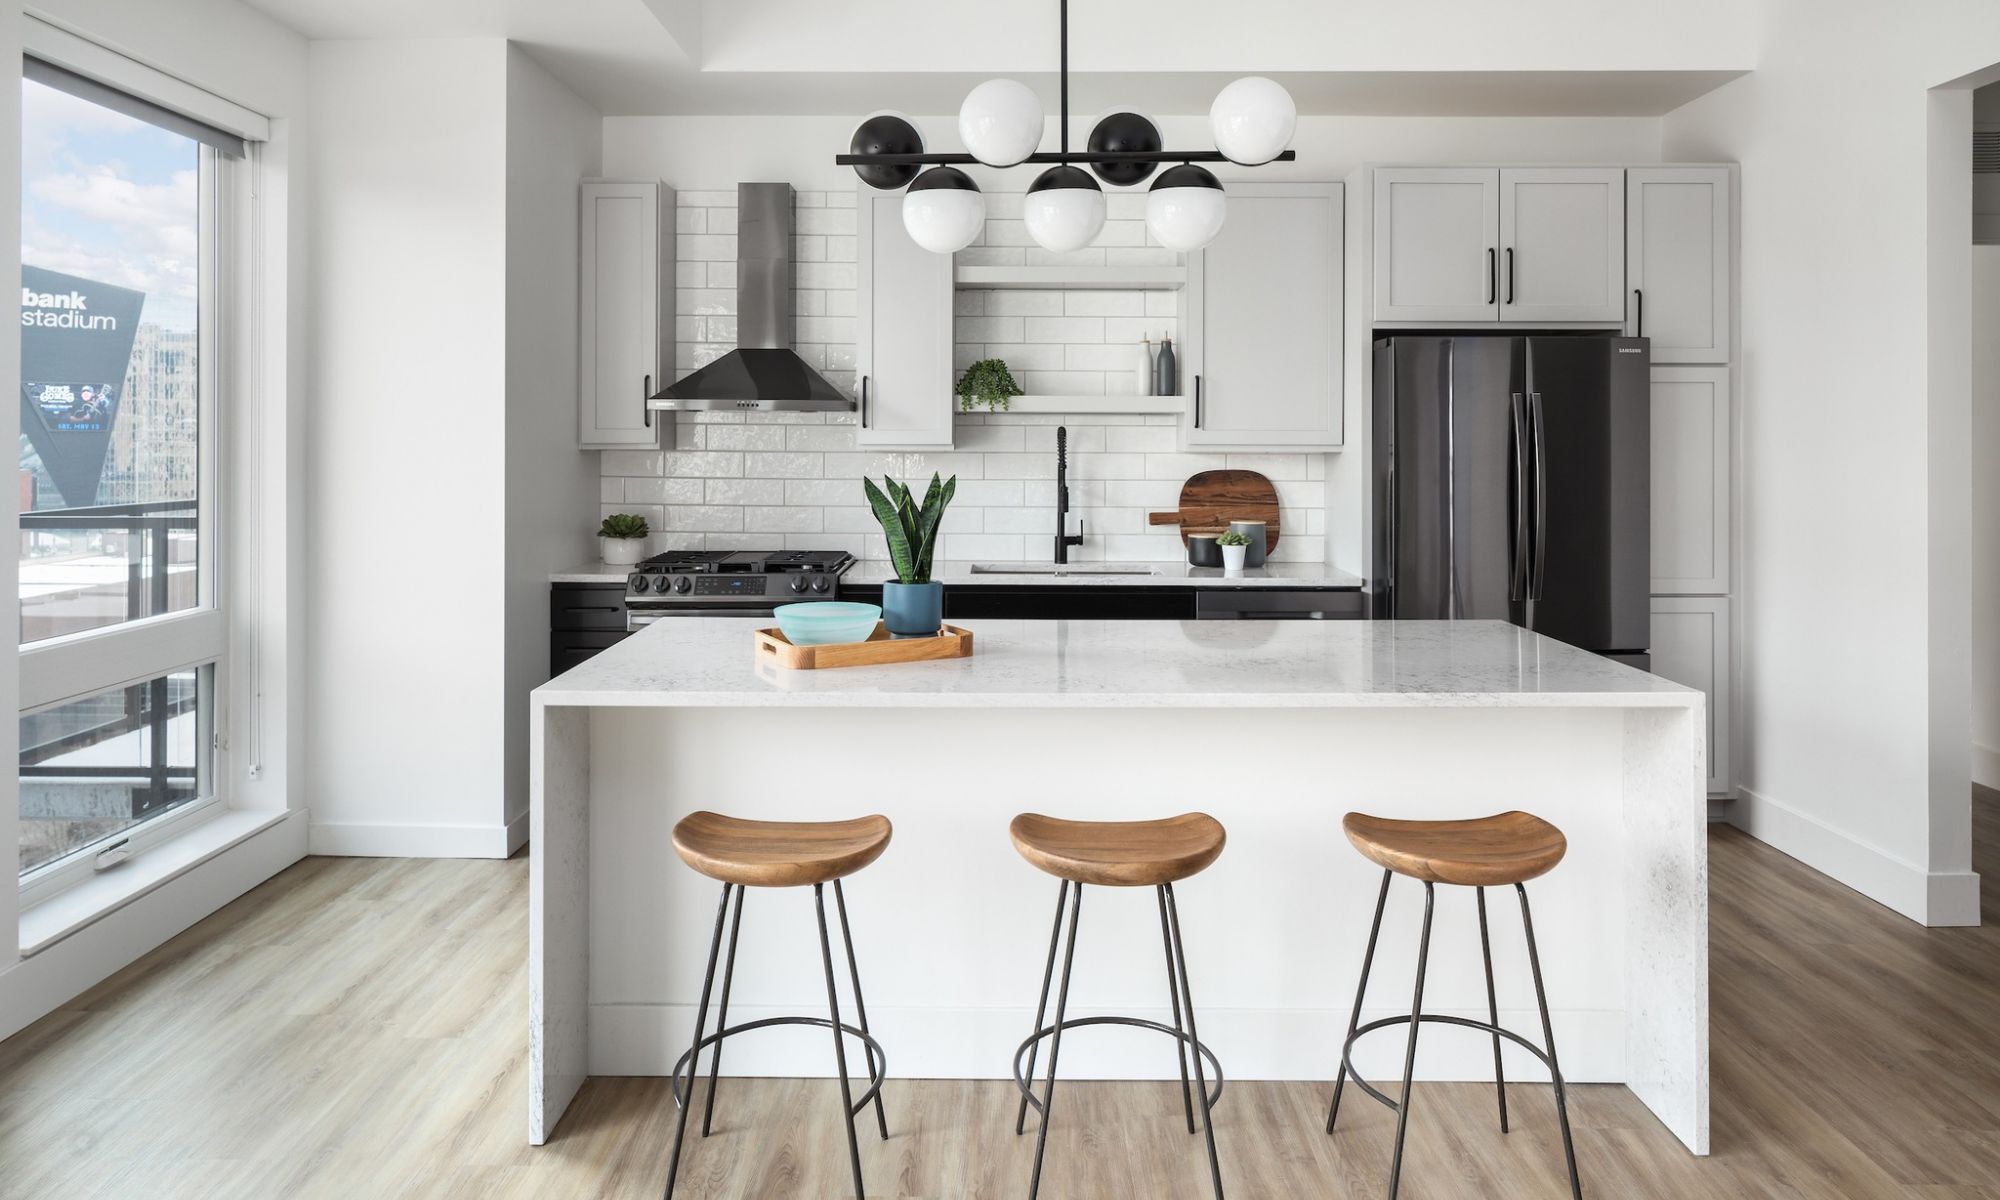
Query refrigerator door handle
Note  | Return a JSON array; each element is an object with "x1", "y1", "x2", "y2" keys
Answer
[
  {"x1": 1530, "y1": 390, "x2": 1549, "y2": 601},
  {"x1": 1510, "y1": 391, "x2": 1529, "y2": 602}
]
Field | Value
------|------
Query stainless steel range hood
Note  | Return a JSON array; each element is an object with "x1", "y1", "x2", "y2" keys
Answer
[{"x1": 650, "y1": 183, "x2": 854, "y2": 413}]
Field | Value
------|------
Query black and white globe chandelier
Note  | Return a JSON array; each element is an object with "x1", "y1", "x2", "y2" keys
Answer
[{"x1": 837, "y1": 0, "x2": 1297, "y2": 255}]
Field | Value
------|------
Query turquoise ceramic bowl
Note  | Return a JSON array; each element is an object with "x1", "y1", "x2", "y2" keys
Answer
[{"x1": 774, "y1": 601, "x2": 881, "y2": 646}]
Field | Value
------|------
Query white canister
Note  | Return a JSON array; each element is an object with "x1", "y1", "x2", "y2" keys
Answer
[{"x1": 600, "y1": 537, "x2": 648, "y2": 566}]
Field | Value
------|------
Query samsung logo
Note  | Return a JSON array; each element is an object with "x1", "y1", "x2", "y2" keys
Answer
[{"x1": 1617, "y1": 347, "x2": 1643, "y2": 354}]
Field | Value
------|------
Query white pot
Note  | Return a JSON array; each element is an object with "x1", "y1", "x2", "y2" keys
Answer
[
  {"x1": 600, "y1": 536, "x2": 648, "y2": 566},
  {"x1": 1221, "y1": 544, "x2": 1247, "y2": 573}
]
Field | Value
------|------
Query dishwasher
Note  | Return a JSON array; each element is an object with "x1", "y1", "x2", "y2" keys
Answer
[{"x1": 1194, "y1": 589, "x2": 1365, "y2": 620}]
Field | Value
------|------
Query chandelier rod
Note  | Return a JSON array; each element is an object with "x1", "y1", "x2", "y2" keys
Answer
[
  {"x1": 836, "y1": 150, "x2": 1296, "y2": 167},
  {"x1": 1060, "y1": 0, "x2": 1068, "y2": 156}
]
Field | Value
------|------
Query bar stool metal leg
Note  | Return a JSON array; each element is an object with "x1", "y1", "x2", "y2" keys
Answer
[
  {"x1": 1157, "y1": 885, "x2": 1197, "y2": 1136},
  {"x1": 1476, "y1": 887, "x2": 1510, "y2": 1134},
  {"x1": 1163, "y1": 882, "x2": 1226, "y2": 1200},
  {"x1": 1027, "y1": 883, "x2": 1083, "y2": 1200},
  {"x1": 663, "y1": 883, "x2": 734, "y2": 1200},
  {"x1": 700, "y1": 884, "x2": 746, "y2": 1138},
  {"x1": 833, "y1": 879, "x2": 891, "y2": 1142},
  {"x1": 814, "y1": 883, "x2": 869, "y2": 1200},
  {"x1": 1517, "y1": 883, "x2": 1583, "y2": 1200},
  {"x1": 1327, "y1": 869, "x2": 1393, "y2": 1134},
  {"x1": 1015, "y1": 880, "x2": 1070, "y2": 1136},
  {"x1": 1386, "y1": 882, "x2": 1436, "y2": 1200}
]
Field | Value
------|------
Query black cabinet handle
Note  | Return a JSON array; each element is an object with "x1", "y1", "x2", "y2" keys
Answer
[
  {"x1": 642, "y1": 373, "x2": 652, "y2": 428},
  {"x1": 1633, "y1": 288, "x2": 1644, "y2": 337},
  {"x1": 860, "y1": 374, "x2": 869, "y2": 427},
  {"x1": 1506, "y1": 248, "x2": 1515, "y2": 305},
  {"x1": 1486, "y1": 248, "x2": 1496, "y2": 304},
  {"x1": 1193, "y1": 374, "x2": 1203, "y2": 429}
]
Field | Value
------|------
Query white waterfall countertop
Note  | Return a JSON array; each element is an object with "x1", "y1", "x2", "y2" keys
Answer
[{"x1": 535, "y1": 617, "x2": 1697, "y2": 710}]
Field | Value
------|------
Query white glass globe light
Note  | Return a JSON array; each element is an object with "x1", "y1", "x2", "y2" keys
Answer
[
  {"x1": 1209, "y1": 76, "x2": 1297, "y2": 166},
  {"x1": 1145, "y1": 165, "x2": 1227, "y2": 252},
  {"x1": 901, "y1": 168, "x2": 985, "y2": 254},
  {"x1": 959, "y1": 79, "x2": 1043, "y2": 168},
  {"x1": 1023, "y1": 166, "x2": 1106, "y2": 254}
]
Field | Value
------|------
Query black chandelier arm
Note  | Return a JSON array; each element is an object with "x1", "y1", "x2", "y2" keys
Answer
[{"x1": 836, "y1": 150, "x2": 1296, "y2": 167}]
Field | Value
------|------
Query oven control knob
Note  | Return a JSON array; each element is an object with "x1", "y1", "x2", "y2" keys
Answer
[
  {"x1": 672, "y1": 576, "x2": 691, "y2": 594},
  {"x1": 627, "y1": 574, "x2": 645, "y2": 592},
  {"x1": 811, "y1": 576, "x2": 831, "y2": 593},
  {"x1": 789, "y1": 576, "x2": 809, "y2": 593},
  {"x1": 652, "y1": 575, "x2": 673, "y2": 593}
]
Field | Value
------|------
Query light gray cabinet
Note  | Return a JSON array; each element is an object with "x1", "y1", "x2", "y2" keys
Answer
[
  {"x1": 1651, "y1": 597, "x2": 1733, "y2": 796},
  {"x1": 1649, "y1": 366, "x2": 1731, "y2": 595},
  {"x1": 1371, "y1": 167, "x2": 1499, "y2": 323},
  {"x1": 1626, "y1": 166, "x2": 1731, "y2": 363},
  {"x1": 1182, "y1": 181, "x2": 1344, "y2": 448},
  {"x1": 1499, "y1": 167, "x2": 1625, "y2": 323},
  {"x1": 579, "y1": 181, "x2": 670, "y2": 449},
  {"x1": 856, "y1": 187, "x2": 954, "y2": 448}
]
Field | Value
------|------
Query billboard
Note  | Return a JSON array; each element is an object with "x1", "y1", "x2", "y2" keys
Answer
[{"x1": 20, "y1": 264, "x2": 145, "y2": 508}]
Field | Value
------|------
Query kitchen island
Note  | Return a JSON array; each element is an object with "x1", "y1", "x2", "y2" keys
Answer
[{"x1": 530, "y1": 618, "x2": 1708, "y2": 1154}]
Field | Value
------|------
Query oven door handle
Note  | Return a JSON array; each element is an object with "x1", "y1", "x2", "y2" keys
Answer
[{"x1": 628, "y1": 607, "x2": 784, "y2": 629}]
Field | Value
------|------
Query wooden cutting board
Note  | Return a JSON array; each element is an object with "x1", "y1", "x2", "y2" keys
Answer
[{"x1": 1147, "y1": 469, "x2": 1280, "y2": 551}]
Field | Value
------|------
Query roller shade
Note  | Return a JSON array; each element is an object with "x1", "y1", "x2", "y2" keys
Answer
[{"x1": 24, "y1": 55, "x2": 248, "y2": 158}]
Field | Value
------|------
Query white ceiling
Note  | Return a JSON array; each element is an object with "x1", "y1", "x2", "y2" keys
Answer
[{"x1": 237, "y1": 0, "x2": 1750, "y2": 118}]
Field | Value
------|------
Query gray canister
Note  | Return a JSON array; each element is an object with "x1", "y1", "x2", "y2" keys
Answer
[
  {"x1": 1228, "y1": 520, "x2": 1267, "y2": 568},
  {"x1": 1187, "y1": 533, "x2": 1222, "y2": 568}
]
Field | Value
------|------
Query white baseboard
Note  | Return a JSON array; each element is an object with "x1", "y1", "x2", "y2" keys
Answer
[
  {"x1": 1731, "y1": 786, "x2": 1981, "y2": 926},
  {"x1": 308, "y1": 818, "x2": 518, "y2": 858},
  {"x1": 1975, "y1": 741, "x2": 2000, "y2": 791}
]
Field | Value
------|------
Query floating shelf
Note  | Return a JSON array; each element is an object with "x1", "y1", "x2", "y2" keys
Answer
[
  {"x1": 953, "y1": 265, "x2": 1186, "y2": 291},
  {"x1": 964, "y1": 394, "x2": 1187, "y2": 416}
]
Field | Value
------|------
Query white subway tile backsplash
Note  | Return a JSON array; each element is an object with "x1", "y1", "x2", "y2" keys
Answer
[{"x1": 604, "y1": 188, "x2": 1328, "y2": 565}]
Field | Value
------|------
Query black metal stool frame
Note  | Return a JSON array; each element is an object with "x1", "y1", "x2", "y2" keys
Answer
[
  {"x1": 1012, "y1": 879, "x2": 1227, "y2": 1200},
  {"x1": 1324, "y1": 869, "x2": 1582, "y2": 1200},
  {"x1": 662, "y1": 879, "x2": 890, "y2": 1200}
]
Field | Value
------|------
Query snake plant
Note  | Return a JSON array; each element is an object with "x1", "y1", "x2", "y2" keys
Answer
[{"x1": 862, "y1": 472, "x2": 957, "y2": 584}]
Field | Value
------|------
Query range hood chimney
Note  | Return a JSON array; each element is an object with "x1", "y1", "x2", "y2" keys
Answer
[{"x1": 650, "y1": 183, "x2": 854, "y2": 413}]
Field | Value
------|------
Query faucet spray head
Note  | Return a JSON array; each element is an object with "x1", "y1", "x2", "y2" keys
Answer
[{"x1": 1057, "y1": 424, "x2": 1068, "y2": 470}]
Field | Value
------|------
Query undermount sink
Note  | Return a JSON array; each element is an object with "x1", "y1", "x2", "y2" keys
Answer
[{"x1": 967, "y1": 562, "x2": 1160, "y2": 576}]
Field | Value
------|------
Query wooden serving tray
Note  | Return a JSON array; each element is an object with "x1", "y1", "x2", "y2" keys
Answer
[{"x1": 753, "y1": 623, "x2": 975, "y2": 670}]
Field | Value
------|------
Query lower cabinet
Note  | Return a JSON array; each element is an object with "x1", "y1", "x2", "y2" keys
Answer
[
  {"x1": 1650, "y1": 597, "x2": 1732, "y2": 797},
  {"x1": 550, "y1": 583, "x2": 631, "y2": 677}
]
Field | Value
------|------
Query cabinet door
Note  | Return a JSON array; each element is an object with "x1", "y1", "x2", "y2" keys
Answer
[
  {"x1": 1627, "y1": 167, "x2": 1730, "y2": 363},
  {"x1": 1371, "y1": 168, "x2": 1499, "y2": 323},
  {"x1": 1651, "y1": 597, "x2": 1732, "y2": 796},
  {"x1": 579, "y1": 181, "x2": 667, "y2": 449},
  {"x1": 856, "y1": 188, "x2": 954, "y2": 448},
  {"x1": 1649, "y1": 366, "x2": 1731, "y2": 594},
  {"x1": 1184, "y1": 182, "x2": 1344, "y2": 448},
  {"x1": 1499, "y1": 168, "x2": 1624, "y2": 323}
]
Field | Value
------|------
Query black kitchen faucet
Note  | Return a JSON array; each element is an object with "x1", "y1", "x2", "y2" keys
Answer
[{"x1": 1054, "y1": 425, "x2": 1084, "y2": 564}]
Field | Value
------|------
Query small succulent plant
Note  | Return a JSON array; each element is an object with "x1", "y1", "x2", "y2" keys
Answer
[
  {"x1": 1216, "y1": 530, "x2": 1253, "y2": 547},
  {"x1": 862, "y1": 472, "x2": 957, "y2": 584},
  {"x1": 598, "y1": 513, "x2": 650, "y2": 539}
]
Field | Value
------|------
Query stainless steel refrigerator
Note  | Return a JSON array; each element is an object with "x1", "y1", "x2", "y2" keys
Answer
[{"x1": 1369, "y1": 335, "x2": 1651, "y2": 668}]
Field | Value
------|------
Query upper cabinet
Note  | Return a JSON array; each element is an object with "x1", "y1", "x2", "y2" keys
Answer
[
  {"x1": 857, "y1": 188, "x2": 955, "y2": 448},
  {"x1": 579, "y1": 180, "x2": 670, "y2": 450},
  {"x1": 1182, "y1": 182, "x2": 1344, "y2": 448},
  {"x1": 1371, "y1": 167, "x2": 1624, "y2": 325},
  {"x1": 1626, "y1": 167, "x2": 1731, "y2": 363}
]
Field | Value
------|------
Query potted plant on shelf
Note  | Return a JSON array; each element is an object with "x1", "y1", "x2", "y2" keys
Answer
[
  {"x1": 956, "y1": 358, "x2": 1022, "y2": 412},
  {"x1": 597, "y1": 513, "x2": 651, "y2": 565},
  {"x1": 863, "y1": 472, "x2": 957, "y2": 637},
  {"x1": 1216, "y1": 529, "x2": 1253, "y2": 574}
]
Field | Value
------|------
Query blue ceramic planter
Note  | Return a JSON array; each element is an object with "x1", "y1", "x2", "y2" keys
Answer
[{"x1": 881, "y1": 580, "x2": 943, "y2": 638}]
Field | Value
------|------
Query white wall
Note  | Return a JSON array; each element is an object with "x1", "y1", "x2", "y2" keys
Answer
[
  {"x1": 307, "y1": 39, "x2": 511, "y2": 856},
  {"x1": 503, "y1": 46, "x2": 602, "y2": 838},
  {"x1": 1975, "y1": 246, "x2": 2000, "y2": 788},
  {"x1": 1662, "y1": 0, "x2": 2000, "y2": 924}
]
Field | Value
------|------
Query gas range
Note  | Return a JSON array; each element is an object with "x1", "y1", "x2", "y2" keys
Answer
[{"x1": 624, "y1": 550, "x2": 857, "y2": 628}]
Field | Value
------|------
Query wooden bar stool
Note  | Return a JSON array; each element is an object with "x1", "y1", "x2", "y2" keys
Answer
[
  {"x1": 661, "y1": 811, "x2": 894, "y2": 1200},
  {"x1": 1325, "y1": 810, "x2": 1583, "y2": 1200},
  {"x1": 1009, "y1": 812, "x2": 1229, "y2": 1200}
]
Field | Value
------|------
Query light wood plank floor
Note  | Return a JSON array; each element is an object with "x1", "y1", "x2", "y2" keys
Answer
[{"x1": 2, "y1": 794, "x2": 1997, "y2": 1199}]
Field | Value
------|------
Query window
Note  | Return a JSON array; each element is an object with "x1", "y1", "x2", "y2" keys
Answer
[{"x1": 17, "y1": 59, "x2": 236, "y2": 898}]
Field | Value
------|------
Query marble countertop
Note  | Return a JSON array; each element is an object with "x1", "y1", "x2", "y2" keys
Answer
[
  {"x1": 535, "y1": 617, "x2": 1697, "y2": 709},
  {"x1": 550, "y1": 559, "x2": 1364, "y2": 589}
]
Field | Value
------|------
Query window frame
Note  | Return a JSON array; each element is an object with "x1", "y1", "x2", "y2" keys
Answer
[{"x1": 16, "y1": 91, "x2": 233, "y2": 907}]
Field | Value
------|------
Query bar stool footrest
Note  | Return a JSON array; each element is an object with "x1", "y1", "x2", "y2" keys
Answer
[
  {"x1": 1340, "y1": 1013, "x2": 1561, "y2": 1115},
  {"x1": 1012, "y1": 1016, "x2": 1225, "y2": 1117},
  {"x1": 671, "y1": 1016, "x2": 888, "y2": 1118}
]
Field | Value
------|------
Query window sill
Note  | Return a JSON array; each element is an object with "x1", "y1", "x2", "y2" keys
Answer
[{"x1": 19, "y1": 808, "x2": 292, "y2": 956}]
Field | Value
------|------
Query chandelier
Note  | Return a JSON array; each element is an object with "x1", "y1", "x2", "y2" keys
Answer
[{"x1": 836, "y1": 0, "x2": 1298, "y2": 256}]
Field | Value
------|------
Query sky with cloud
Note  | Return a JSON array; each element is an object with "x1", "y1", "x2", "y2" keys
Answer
[{"x1": 21, "y1": 78, "x2": 199, "y2": 332}]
